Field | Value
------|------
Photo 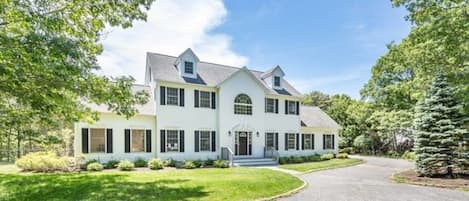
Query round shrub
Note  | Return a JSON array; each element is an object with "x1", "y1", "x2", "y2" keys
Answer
[
  {"x1": 134, "y1": 158, "x2": 147, "y2": 167},
  {"x1": 339, "y1": 147, "x2": 353, "y2": 154},
  {"x1": 320, "y1": 153, "x2": 334, "y2": 160},
  {"x1": 104, "y1": 160, "x2": 119, "y2": 169},
  {"x1": 118, "y1": 160, "x2": 135, "y2": 171},
  {"x1": 213, "y1": 160, "x2": 229, "y2": 168},
  {"x1": 182, "y1": 161, "x2": 196, "y2": 169},
  {"x1": 87, "y1": 162, "x2": 104, "y2": 171},
  {"x1": 164, "y1": 158, "x2": 176, "y2": 167},
  {"x1": 148, "y1": 158, "x2": 164, "y2": 170},
  {"x1": 85, "y1": 159, "x2": 99, "y2": 167},
  {"x1": 337, "y1": 153, "x2": 348, "y2": 159},
  {"x1": 15, "y1": 151, "x2": 71, "y2": 172},
  {"x1": 204, "y1": 159, "x2": 214, "y2": 166}
]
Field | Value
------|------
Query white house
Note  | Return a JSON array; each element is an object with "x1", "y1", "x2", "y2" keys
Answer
[{"x1": 74, "y1": 48, "x2": 341, "y2": 165}]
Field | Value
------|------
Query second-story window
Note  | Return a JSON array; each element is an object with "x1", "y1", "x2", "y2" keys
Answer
[
  {"x1": 184, "y1": 61, "x2": 194, "y2": 74},
  {"x1": 234, "y1": 94, "x2": 252, "y2": 115},
  {"x1": 166, "y1": 87, "x2": 179, "y2": 105},
  {"x1": 285, "y1": 100, "x2": 299, "y2": 115},
  {"x1": 274, "y1": 76, "x2": 281, "y2": 87},
  {"x1": 265, "y1": 98, "x2": 278, "y2": 113},
  {"x1": 200, "y1": 91, "x2": 211, "y2": 108}
]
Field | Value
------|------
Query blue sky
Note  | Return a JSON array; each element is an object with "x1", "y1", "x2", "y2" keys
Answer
[{"x1": 98, "y1": 0, "x2": 411, "y2": 99}]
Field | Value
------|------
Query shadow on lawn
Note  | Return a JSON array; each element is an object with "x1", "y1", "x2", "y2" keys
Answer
[{"x1": 0, "y1": 173, "x2": 209, "y2": 201}]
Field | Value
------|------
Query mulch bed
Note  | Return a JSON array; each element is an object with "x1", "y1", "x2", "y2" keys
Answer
[{"x1": 393, "y1": 169, "x2": 469, "y2": 191}]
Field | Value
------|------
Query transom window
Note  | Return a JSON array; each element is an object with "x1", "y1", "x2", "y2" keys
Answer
[
  {"x1": 287, "y1": 133, "x2": 296, "y2": 150},
  {"x1": 200, "y1": 91, "x2": 211, "y2": 108},
  {"x1": 166, "y1": 130, "x2": 179, "y2": 152},
  {"x1": 274, "y1": 76, "x2": 281, "y2": 87},
  {"x1": 184, "y1": 61, "x2": 194, "y2": 74},
  {"x1": 131, "y1": 129, "x2": 145, "y2": 152},
  {"x1": 234, "y1": 94, "x2": 252, "y2": 115},
  {"x1": 288, "y1": 101, "x2": 297, "y2": 114},
  {"x1": 265, "y1": 98, "x2": 276, "y2": 113},
  {"x1": 166, "y1": 87, "x2": 179, "y2": 105},
  {"x1": 324, "y1": 134, "x2": 334, "y2": 150},
  {"x1": 90, "y1": 128, "x2": 105, "y2": 153},
  {"x1": 303, "y1": 134, "x2": 314, "y2": 150},
  {"x1": 200, "y1": 131, "x2": 211, "y2": 152}
]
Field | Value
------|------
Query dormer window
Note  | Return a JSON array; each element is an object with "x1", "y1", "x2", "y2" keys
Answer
[
  {"x1": 184, "y1": 61, "x2": 194, "y2": 74},
  {"x1": 274, "y1": 76, "x2": 281, "y2": 87}
]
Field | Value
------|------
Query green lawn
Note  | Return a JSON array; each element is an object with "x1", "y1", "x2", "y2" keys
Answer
[
  {"x1": 280, "y1": 158, "x2": 364, "y2": 173},
  {"x1": 0, "y1": 166, "x2": 303, "y2": 201}
]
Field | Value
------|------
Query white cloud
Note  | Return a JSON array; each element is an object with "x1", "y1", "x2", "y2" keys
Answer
[{"x1": 97, "y1": 0, "x2": 248, "y2": 83}]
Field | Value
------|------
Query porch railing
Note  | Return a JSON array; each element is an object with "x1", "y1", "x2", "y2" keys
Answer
[{"x1": 220, "y1": 146, "x2": 234, "y2": 167}]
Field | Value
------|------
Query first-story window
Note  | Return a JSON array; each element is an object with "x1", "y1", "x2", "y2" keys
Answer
[
  {"x1": 266, "y1": 133, "x2": 275, "y2": 148},
  {"x1": 166, "y1": 130, "x2": 179, "y2": 152},
  {"x1": 324, "y1": 134, "x2": 334, "y2": 149},
  {"x1": 166, "y1": 87, "x2": 179, "y2": 105},
  {"x1": 287, "y1": 133, "x2": 296, "y2": 150},
  {"x1": 90, "y1": 128, "x2": 105, "y2": 153},
  {"x1": 131, "y1": 129, "x2": 145, "y2": 152},
  {"x1": 302, "y1": 134, "x2": 314, "y2": 150},
  {"x1": 199, "y1": 131, "x2": 211, "y2": 151}
]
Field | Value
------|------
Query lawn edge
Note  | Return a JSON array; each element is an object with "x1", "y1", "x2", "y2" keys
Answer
[
  {"x1": 390, "y1": 169, "x2": 469, "y2": 192},
  {"x1": 255, "y1": 176, "x2": 308, "y2": 201},
  {"x1": 279, "y1": 158, "x2": 365, "y2": 174}
]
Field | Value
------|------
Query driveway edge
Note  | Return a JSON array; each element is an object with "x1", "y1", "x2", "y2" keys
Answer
[{"x1": 256, "y1": 177, "x2": 308, "y2": 201}]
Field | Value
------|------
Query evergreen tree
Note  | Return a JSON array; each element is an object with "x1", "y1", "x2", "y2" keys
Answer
[{"x1": 413, "y1": 73, "x2": 467, "y2": 177}]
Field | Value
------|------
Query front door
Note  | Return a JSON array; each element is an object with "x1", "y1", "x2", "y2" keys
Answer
[{"x1": 238, "y1": 132, "x2": 248, "y2": 155}]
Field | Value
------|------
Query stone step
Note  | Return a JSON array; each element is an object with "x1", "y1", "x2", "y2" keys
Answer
[
  {"x1": 233, "y1": 157, "x2": 278, "y2": 167},
  {"x1": 233, "y1": 158, "x2": 276, "y2": 163}
]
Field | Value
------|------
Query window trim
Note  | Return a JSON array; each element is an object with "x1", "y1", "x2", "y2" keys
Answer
[
  {"x1": 88, "y1": 128, "x2": 107, "y2": 154},
  {"x1": 287, "y1": 101, "x2": 297, "y2": 115},
  {"x1": 130, "y1": 129, "x2": 146, "y2": 153},
  {"x1": 199, "y1": 130, "x2": 212, "y2": 152},
  {"x1": 265, "y1": 132, "x2": 276, "y2": 148},
  {"x1": 166, "y1": 87, "x2": 179, "y2": 106},
  {"x1": 184, "y1": 61, "x2": 194, "y2": 74},
  {"x1": 274, "y1": 76, "x2": 281, "y2": 87},
  {"x1": 165, "y1": 130, "x2": 180, "y2": 152},
  {"x1": 287, "y1": 133, "x2": 296, "y2": 150},
  {"x1": 265, "y1": 98, "x2": 276, "y2": 113},
  {"x1": 324, "y1": 134, "x2": 334, "y2": 150},
  {"x1": 234, "y1": 94, "x2": 252, "y2": 115},
  {"x1": 199, "y1": 90, "x2": 212, "y2": 108},
  {"x1": 302, "y1": 133, "x2": 314, "y2": 150}
]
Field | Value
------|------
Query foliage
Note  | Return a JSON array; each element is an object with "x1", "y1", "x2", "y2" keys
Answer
[
  {"x1": 85, "y1": 159, "x2": 99, "y2": 167},
  {"x1": 204, "y1": 159, "x2": 214, "y2": 166},
  {"x1": 117, "y1": 160, "x2": 134, "y2": 171},
  {"x1": 413, "y1": 73, "x2": 467, "y2": 177},
  {"x1": 337, "y1": 153, "x2": 349, "y2": 159},
  {"x1": 133, "y1": 158, "x2": 147, "y2": 167},
  {"x1": 213, "y1": 160, "x2": 229, "y2": 168},
  {"x1": 320, "y1": 153, "x2": 334, "y2": 160},
  {"x1": 279, "y1": 154, "x2": 322, "y2": 164},
  {"x1": 182, "y1": 161, "x2": 196, "y2": 169},
  {"x1": 401, "y1": 151, "x2": 415, "y2": 161},
  {"x1": 193, "y1": 160, "x2": 203, "y2": 168},
  {"x1": 148, "y1": 158, "x2": 164, "y2": 170},
  {"x1": 86, "y1": 162, "x2": 103, "y2": 172},
  {"x1": 339, "y1": 147, "x2": 353, "y2": 154},
  {"x1": 301, "y1": 91, "x2": 332, "y2": 110},
  {"x1": 15, "y1": 152, "x2": 73, "y2": 172},
  {"x1": 104, "y1": 160, "x2": 119, "y2": 169},
  {"x1": 280, "y1": 158, "x2": 364, "y2": 173},
  {"x1": 163, "y1": 158, "x2": 176, "y2": 167},
  {"x1": 353, "y1": 135, "x2": 373, "y2": 154}
]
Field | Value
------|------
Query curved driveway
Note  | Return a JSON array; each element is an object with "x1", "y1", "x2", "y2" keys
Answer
[{"x1": 280, "y1": 156, "x2": 468, "y2": 201}]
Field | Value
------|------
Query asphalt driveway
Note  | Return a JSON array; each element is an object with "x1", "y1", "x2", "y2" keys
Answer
[{"x1": 280, "y1": 156, "x2": 469, "y2": 201}]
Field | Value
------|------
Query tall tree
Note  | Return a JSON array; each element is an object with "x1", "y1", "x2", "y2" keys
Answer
[
  {"x1": 413, "y1": 73, "x2": 467, "y2": 177},
  {"x1": 301, "y1": 91, "x2": 332, "y2": 110}
]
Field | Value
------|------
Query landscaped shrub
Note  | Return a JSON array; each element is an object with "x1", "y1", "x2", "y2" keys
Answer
[
  {"x1": 193, "y1": 160, "x2": 203, "y2": 168},
  {"x1": 182, "y1": 161, "x2": 196, "y2": 169},
  {"x1": 401, "y1": 151, "x2": 415, "y2": 161},
  {"x1": 134, "y1": 158, "x2": 147, "y2": 167},
  {"x1": 337, "y1": 153, "x2": 348, "y2": 159},
  {"x1": 279, "y1": 157, "x2": 287, "y2": 164},
  {"x1": 164, "y1": 158, "x2": 176, "y2": 167},
  {"x1": 148, "y1": 158, "x2": 164, "y2": 170},
  {"x1": 339, "y1": 147, "x2": 353, "y2": 154},
  {"x1": 307, "y1": 154, "x2": 321, "y2": 162},
  {"x1": 292, "y1": 156, "x2": 303, "y2": 163},
  {"x1": 85, "y1": 159, "x2": 99, "y2": 167},
  {"x1": 86, "y1": 162, "x2": 104, "y2": 171},
  {"x1": 15, "y1": 151, "x2": 72, "y2": 172},
  {"x1": 204, "y1": 159, "x2": 214, "y2": 166},
  {"x1": 320, "y1": 153, "x2": 334, "y2": 160},
  {"x1": 213, "y1": 160, "x2": 229, "y2": 168},
  {"x1": 118, "y1": 160, "x2": 135, "y2": 171},
  {"x1": 104, "y1": 160, "x2": 119, "y2": 169}
]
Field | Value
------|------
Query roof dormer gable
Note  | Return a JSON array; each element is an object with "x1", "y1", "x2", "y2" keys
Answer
[
  {"x1": 175, "y1": 48, "x2": 200, "y2": 79},
  {"x1": 261, "y1": 65, "x2": 285, "y2": 90}
]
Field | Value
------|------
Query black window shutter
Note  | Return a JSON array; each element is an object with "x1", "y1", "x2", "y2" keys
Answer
[
  {"x1": 211, "y1": 92, "x2": 216, "y2": 109},
  {"x1": 124, "y1": 129, "x2": 130, "y2": 153},
  {"x1": 146, "y1": 130, "x2": 152, "y2": 153},
  {"x1": 275, "y1": 99, "x2": 279, "y2": 113},
  {"x1": 301, "y1": 134, "x2": 305, "y2": 150},
  {"x1": 81, "y1": 128, "x2": 89, "y2": 153},
  {"x1": 179, "y1": 88, "x2": 184, "y2": 107},
  {"x1": 332, "y1": 135, "x2": 335, "y2": 149},
  {"x1": 179, "y1": 130, "x2": 185, "y2": 152},
  {"x1": 296, "y1": 133, "x2": 300, "y2": 150},
  {"x1": 160, "y1": 130, "x2": 166, "y2": 153},
  {"x1": 194, "y1": 131, "x2": 199, "y2": 152},
  {"x1": 194, "y1": 90, "x2": 199, "y2": 108},
  {"x1": 264, "y1": 98, "x2": 267, "y2": 113},
  {"x1": 285, "y1": 133, "x2": 288, "y2": 151},
  {"x1": 211, "y1": 131, "x2": 216, "y2": 152},
  {"x1": 160, "y1": 86, "x2": 166, "y2": 105},
  {"x1": 323, "y1": 135, "x2": 326, "y2": 149},
  {"x1": 312, "y1": 134, "x2": 315, "y2": 149},
  {"x1": 296, "y1": 101, "x2": 300, "y2": 115},
  {"x1": 275, "y1": 132, "x2": 279, "y2": 150},
  {"x1": 285, "y1": 100, "x2": 288, "y2": 114},
  {"x1": 106, "y1": 128, "x2": 113, "y2": 153}
]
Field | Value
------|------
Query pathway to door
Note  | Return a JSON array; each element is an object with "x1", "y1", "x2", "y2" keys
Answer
[{"x1": 279, "y1": 156, "x2": 469, "y2": 201}]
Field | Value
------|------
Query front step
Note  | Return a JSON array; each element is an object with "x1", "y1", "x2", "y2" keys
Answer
[{"x1": 233, "y1": 158, "x2": 278, "y2": 167}]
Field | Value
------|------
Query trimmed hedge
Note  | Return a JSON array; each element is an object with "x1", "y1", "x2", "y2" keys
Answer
[
  {"x1": 86, "y1": 162, "x2": 104, "y2": 171},
  {"x1": 148, "y1": 158, "x2": 164, "y2": 170},
  {"x1": 279, "y1": 153, "x2": 337, "y2": 164},
  {"x1": 337, "y1": 153, "x2": 348, "y2": 159},
  {"x1": 164, "y1": 158, "x2": 176, "y2": 167},
  {"x1": 15, "y1": 152, "x2": 75, "y2": 172},
  {"x1": 134, "y1": 158, "x2": 147, "y2": 167},
  {"x1": 118, "y1": 160, "x2": 135, "y2": 171},
  {"x1": 104, "y1": 160, "x2": 119, "y2": 169},
  {"x1": 320, "y1": 153, "x2": 334, "y2": 160},
  {"x1": 213, "y1": 160, "x2": 229, "y2": 168},
  {"x1": 182, "y1": 161, "x2": 196, "y2": 169}
]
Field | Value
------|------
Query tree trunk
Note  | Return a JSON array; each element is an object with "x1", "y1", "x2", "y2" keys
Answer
[
  {"x1": 7, "y1": 127, "x2": 12, "y2": 162},
  {"x1": 16, "y1": 129, "x2": 22, "y2": 159}
]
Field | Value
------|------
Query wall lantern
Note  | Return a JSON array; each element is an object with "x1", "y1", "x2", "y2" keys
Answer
[
  {"x1": 256, "y1": 132, "x2": 259, "y2": 137},
  {"x1": 228, "y1": 131, "x2": 232, "y2": 136}
]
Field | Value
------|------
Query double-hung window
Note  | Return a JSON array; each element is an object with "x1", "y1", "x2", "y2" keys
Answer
[
  {"x1": 287, "y1": 133, "x2": 296, "y2": 150},
  {"x1": 131, "y1": 129, "x2": 145, "y2": 152},
  {"x1": 199, "y1": 91, "x2": 211, "y2": 108},
  {"x1": 302, "y1": 134, "x2": 314, "y2": 150},
  {"x1": 166, "y1": 87, "x2": 179, "y2": 105},
  {"x1": 265, "y1": 98, "x2": 277, "y2": 113},
  {"x1": 288, "y1": 101, "x2": 297, "y2": 114},
  {"x1": 265, "y1": 133, "x2": 275, "y2": 148},
  {"x1": 199, "y1": 131, "x2": 211, "y2": 152},
  {"x1": 90, "y1": 128, "x2": 105, "y2": 153},
  {"x1": 166, "y1": 130, "x2": 179, "y2": 152},
  {"x1": 324, "y1": 134, "x2": 334, "y2": 150}
]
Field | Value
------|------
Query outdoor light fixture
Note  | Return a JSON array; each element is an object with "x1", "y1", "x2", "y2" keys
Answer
[
  {"x1": 228, "y1": 131, "x2": 231, "y2": 136},
  {"x1": 256, "y1": 132, "x2": 259, "y2": 137}
]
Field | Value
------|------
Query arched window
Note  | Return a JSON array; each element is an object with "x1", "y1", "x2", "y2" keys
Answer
[{"x1": 234, "y1": 94, "x2": 252, "y2": 115}]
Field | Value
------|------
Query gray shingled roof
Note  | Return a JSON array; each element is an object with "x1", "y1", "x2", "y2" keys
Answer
[
  {"x1": 86, "y1": 84, "x2": 155, "y2": 115},
  {"x1": 147, "y1": 52, "x2": 302, "y2": 97},
  {"x1": 301, "y1": 106, "x2": 341, "y2": 129}
]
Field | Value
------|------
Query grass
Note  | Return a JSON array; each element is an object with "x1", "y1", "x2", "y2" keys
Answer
[
  {"x1": 392, "y1": 169, "x2": 469, "y2": 192},
  {"x1": 0, "y1": 165, "x2": 303, "y2": 201},
  {"x1": 280, "y1": 158, "x2": 364, "y2": 173}
]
